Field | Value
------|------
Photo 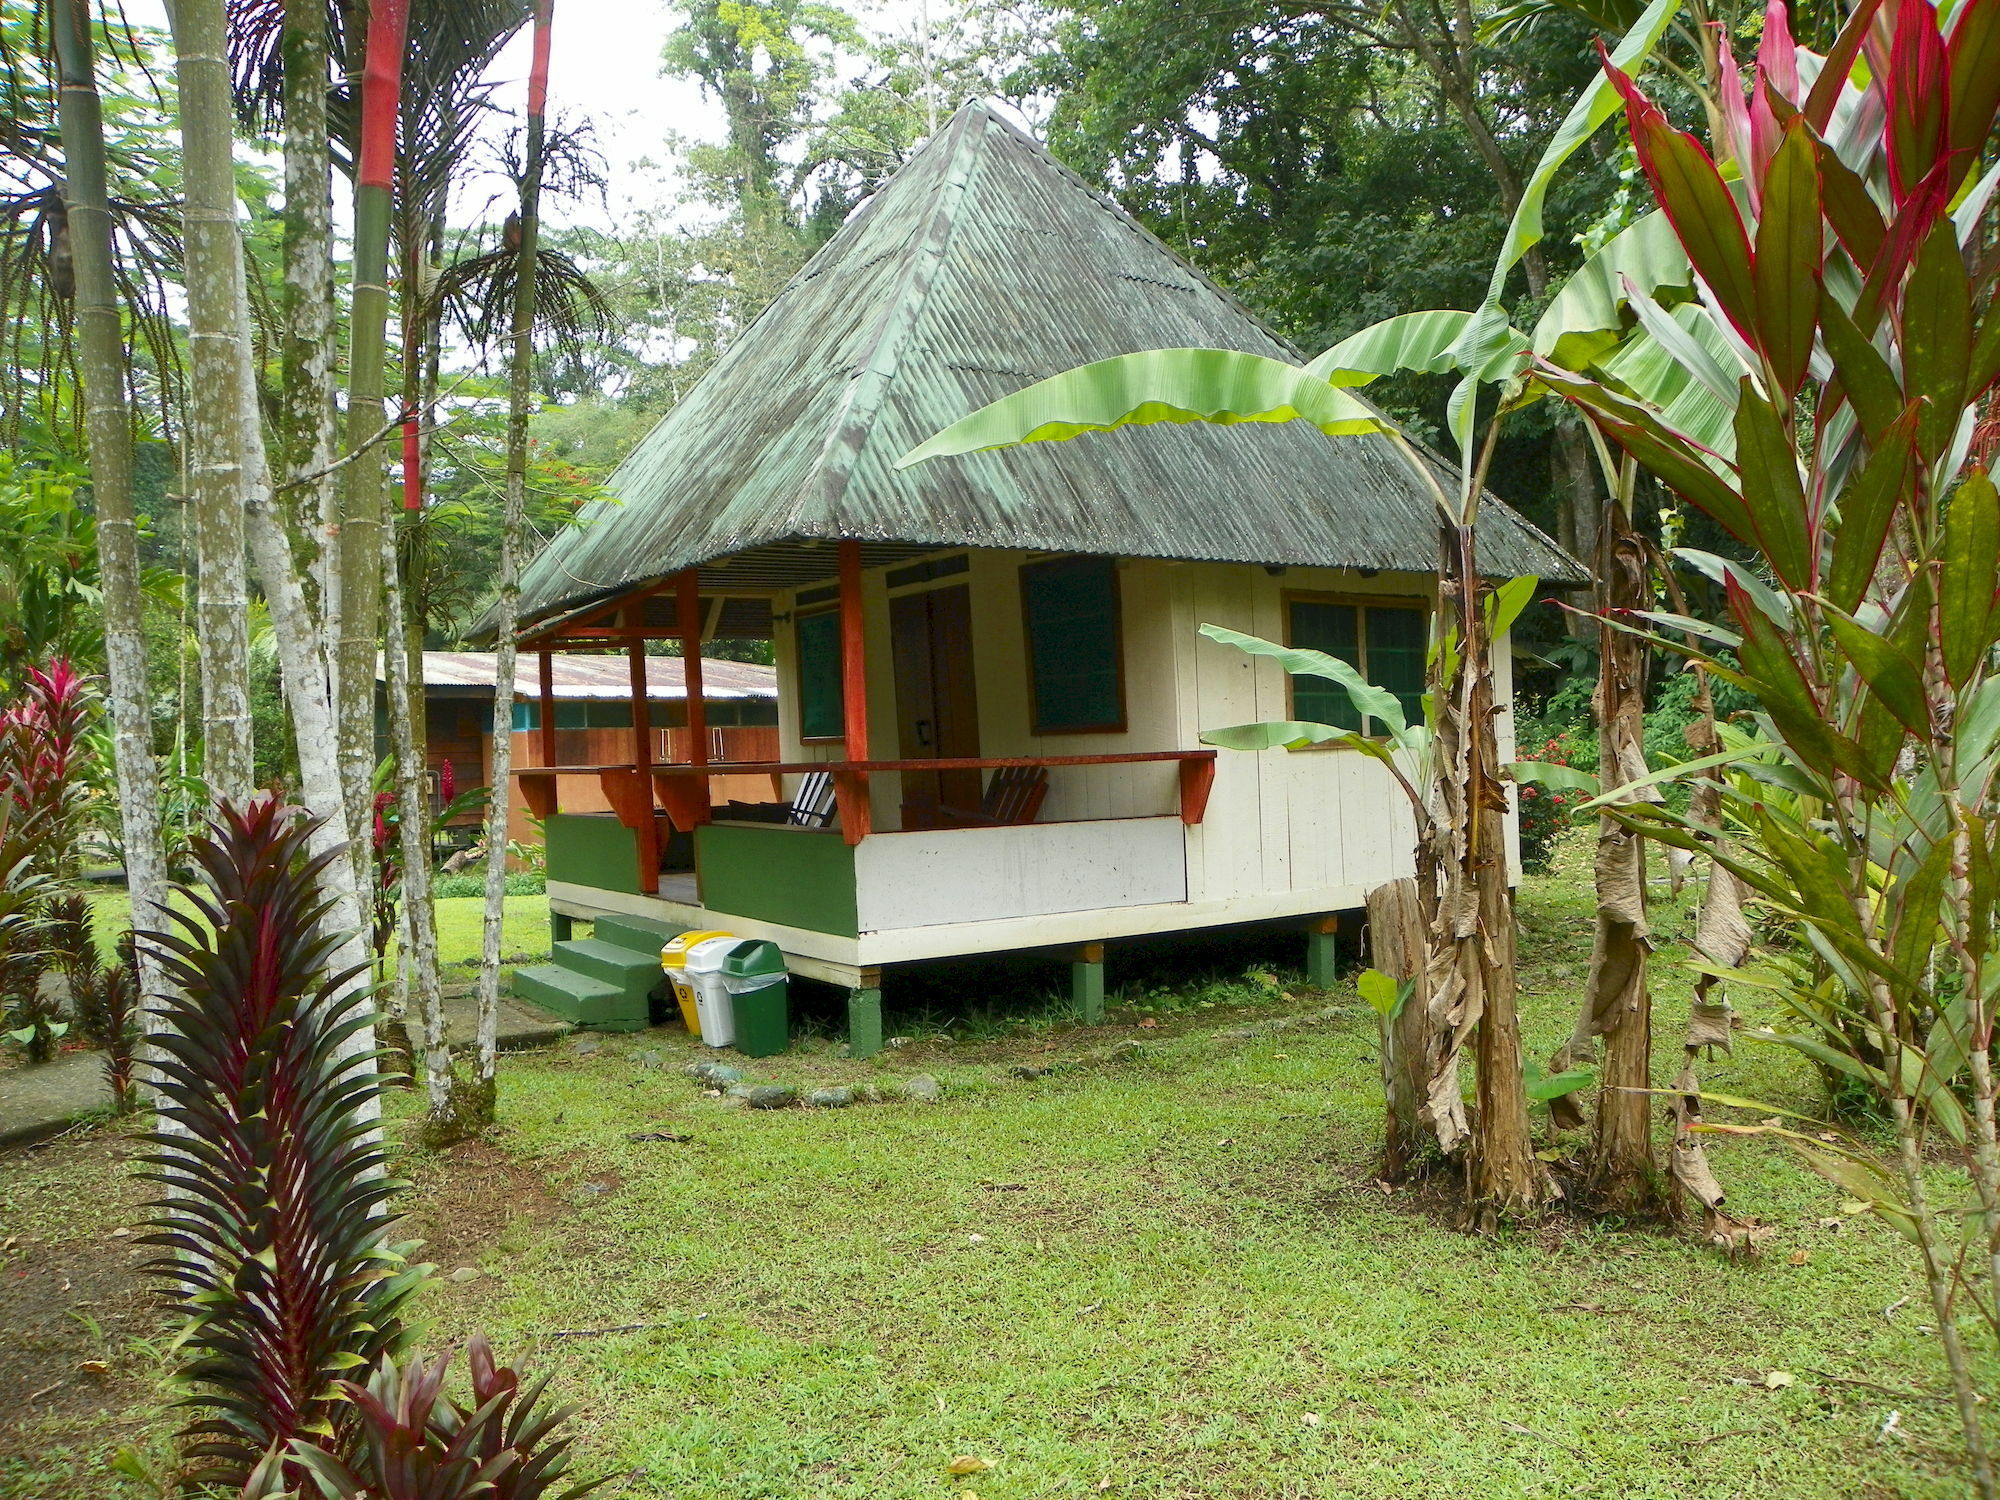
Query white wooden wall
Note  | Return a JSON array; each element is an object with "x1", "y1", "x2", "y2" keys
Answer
[{"x1": 766, "y1": 549, "x2": 1522, "y2": 898}]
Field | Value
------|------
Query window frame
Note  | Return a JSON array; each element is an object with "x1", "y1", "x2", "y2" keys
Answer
[
  {"x1": 793, "y1": 605, "x2": 846, "y2": 744},
  {"x1": 1018, "y1": 555, "x2": 1129, "y2": 737},
  {"x1": 1280, "y1": 590, "x2": 1432, "y2": 744}
]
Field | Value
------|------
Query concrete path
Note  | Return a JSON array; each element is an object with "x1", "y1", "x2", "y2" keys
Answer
[
  {"x1": 0, "y1": 1053, "x2": 114, "y2": 1149},
  {"x1": 0, "y1": 990, "x2": 566, "y2": 1151}
]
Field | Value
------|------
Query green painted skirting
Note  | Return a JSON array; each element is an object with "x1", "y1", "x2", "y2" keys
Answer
[
  {"x1": 696, "y1": 823, "x2": 858, "y2": 936},
  {"x1": 546, "y1": 813, "x2": 643, "y2": 896}
]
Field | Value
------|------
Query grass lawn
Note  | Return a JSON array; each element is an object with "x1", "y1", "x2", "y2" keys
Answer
[{"x1": 5, "y1": 841, "x2": 1986, "y2": 1498}]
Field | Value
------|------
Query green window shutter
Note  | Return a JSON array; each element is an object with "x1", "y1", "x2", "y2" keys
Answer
[
  {"x1": 796, "y1": 610, "x2": 844, "y2": 740},
  {"x1": 1364, "y1": 605, "x2": 1427, "y2": 733},
  {"x1": 1287, "y1": 600, "x2": 1361, "y2": 732},
  {"x1": 1021, "y1": 557, "x2": 1125, "y2": 733}
]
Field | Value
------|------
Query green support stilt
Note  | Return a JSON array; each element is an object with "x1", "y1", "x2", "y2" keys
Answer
[
  {"x1": 847, "y1": 985, "x2": 884, "y2": 1059},
  {"x1": 1072, "y1": 943, "x2": 1105, "y2": 1025},
  {"x1": 1306, "y1": 916, "x2": 1340, "y2": 989},
  {"x1": 551, "y1": 910, "x2": 574, "y2": 946}
]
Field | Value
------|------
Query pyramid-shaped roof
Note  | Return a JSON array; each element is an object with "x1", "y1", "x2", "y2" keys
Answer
[{"x1": 511, "y1": 101, "x2": 1582, "y2": 628}]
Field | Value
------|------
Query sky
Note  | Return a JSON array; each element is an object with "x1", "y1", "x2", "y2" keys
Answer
[{"x1": 117, "y1": 0, "x2": 942, "y2": 237}]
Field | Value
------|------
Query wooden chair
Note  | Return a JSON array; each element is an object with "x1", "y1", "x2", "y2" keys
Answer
[
  {"x1": 939, "y1": 764, "x2": 1048, "y2": 827},
  {"x1": 788, "y1": 769, "x2": 838, "y2": 829}
]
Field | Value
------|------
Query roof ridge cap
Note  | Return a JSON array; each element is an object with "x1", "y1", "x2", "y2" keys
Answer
[{"x1": 798, "y1": 107, "x2": 988, "y2": 530}]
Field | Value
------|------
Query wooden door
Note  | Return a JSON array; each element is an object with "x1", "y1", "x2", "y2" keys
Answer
[{"x1": 890, "y1": 584, "x2": 982, "y2": 827}]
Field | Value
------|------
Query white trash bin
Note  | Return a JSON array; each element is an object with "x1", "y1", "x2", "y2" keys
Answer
[{"x1": 684, "y1": 934, "x2": 741, "y2": 1048}]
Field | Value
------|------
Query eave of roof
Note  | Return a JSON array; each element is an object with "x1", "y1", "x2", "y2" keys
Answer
[{"x1": 496, "y1": 100, "x2": 1586, "y2": 636}]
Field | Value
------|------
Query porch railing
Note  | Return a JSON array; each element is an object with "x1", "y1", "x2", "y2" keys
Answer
[{"x1": 515, "y1": 749, "x2": 1218, "y2": 891}]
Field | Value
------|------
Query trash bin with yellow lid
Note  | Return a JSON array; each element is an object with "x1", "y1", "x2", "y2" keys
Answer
[{"x1": 661, "y1": 929, "x2": 732, "y2": 1037}]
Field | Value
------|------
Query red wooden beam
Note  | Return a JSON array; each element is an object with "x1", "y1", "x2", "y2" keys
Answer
[
  {"x1": 677, "y1": 568, "x2": 708, "y2": 778},
  {"x1": 537, "y1": 649, "x2": 557, "y2": 769},
  {"x1": 627, "y1": 638, "x2": 660, "y2": 892},
  {"x1": 837, "y1": 539, "x2": 872, "y2": 842},
  {"x1": 1178, "y1": 756, "x2": 1217, "y2": 826}
]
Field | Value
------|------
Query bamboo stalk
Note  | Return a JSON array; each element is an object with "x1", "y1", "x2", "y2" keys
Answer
[
  {"x1": 477, "y1": 0, "x2": 556, "y2": 1091},
  {"x1": 50, "y1": 0, "x2": 172, "y2": 1060}
]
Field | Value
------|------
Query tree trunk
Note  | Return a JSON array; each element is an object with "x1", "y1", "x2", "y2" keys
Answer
[
  {"x1": 51, "y1": 0, "x2": 173, "y2": 1047},
  {"x1": 1563, "y1": 500, "x2": 1669, "y2": 1214},
  {"x1": 168, "y1": 0, "x2": 256, "y2": 804},
  {"x1": 1430, "y1": 522, "x2": 1549, "y2": 1226},
  {"x1": 1367, "y1": 877, "x2": 1436, "y2": 1182},
  {"x1": 278, "y1": 0, "x2": 340, "y2": 647},
  {"x1": 336, "y1": 0, "x2": 411, "y2": 896},
  {"x1": 475, "y1": 0, "x2": 556, "y2": 1099},
  {"x1": 382, "y1": 519, "x2": 449, "y2": 1116}
]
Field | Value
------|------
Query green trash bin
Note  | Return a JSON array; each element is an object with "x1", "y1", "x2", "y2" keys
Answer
[{"x1": 723, "y1": 940, "x2": 790, "y2": 1057}]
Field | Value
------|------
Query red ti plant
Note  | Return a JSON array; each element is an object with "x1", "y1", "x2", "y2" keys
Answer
[
  {"x1": 253, "y1": 1336, "x2": 607, "y2": 1500},
  {"x1": 139, "y1": 797, "x2": 427, "y2": 1489},
  {"x1": 1538, "y1": 0, "x2": 2000, "y2": 1486},
  {"x1": 1, "y1": 658, "x2": 95, "y2": 880}
]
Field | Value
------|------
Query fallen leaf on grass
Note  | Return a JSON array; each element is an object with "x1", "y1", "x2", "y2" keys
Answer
[
  {"x1": 76, "y1": 1360, "x2": 108, "y2": 1375},
  {"x1": 947, "y1": 1457, "x2": 994, "y2": 1476},
  {"x1": 1137, "y1": 1018, "x2": 1159, "y2": 1029},
  {"x1": 1788, "y1": 1249, "x2": 1809, "y2": 1266},
  {"x1": 1763, "y1": 1371, "x2": 1795, "y2": 1389},
  {"x1": 625, "y1": 1131, "x2": 692, "y2": 1143},
  {"x1": 1301, "y1": 1412, "x2": 1322, "y2": 1427}
]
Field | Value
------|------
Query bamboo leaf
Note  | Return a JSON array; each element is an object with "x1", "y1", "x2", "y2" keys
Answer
[{"x1": 897, "y1": 350, "x2": 1384, "y2": 467}]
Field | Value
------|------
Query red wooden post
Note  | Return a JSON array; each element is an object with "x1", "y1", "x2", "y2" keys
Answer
[
  {"x1": 627, "y1": 636, "x2": 660, "y2": 893},
  {"x1": 1178, "y1": 754, "x2": 1216, "y2": 825},
  {"x1": 537, "y1": 649, "x2": 557, "y2": 768},
  {"x1": 678, "y1": 568, "x2": 708, "y2": 772},
  {"x1": 837, "y1": 538, "x2": 872, "y2": 842}
]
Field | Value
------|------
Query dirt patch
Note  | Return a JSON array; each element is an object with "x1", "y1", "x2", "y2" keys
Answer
[
  {"x1": 399, "y1": 1137, "x2": 567, "y2": 1273},
  {"x1": 0, "y1": 1134, "x2": 157, "y2": 1448}
]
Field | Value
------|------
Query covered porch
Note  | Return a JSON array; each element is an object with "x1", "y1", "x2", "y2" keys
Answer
[{"x1": 510, "y1": 539, "x2": 1224, "y2": 1052}]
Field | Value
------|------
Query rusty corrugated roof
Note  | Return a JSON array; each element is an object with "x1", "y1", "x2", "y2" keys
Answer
[
  {"x1": 390, "y1": 652, "x2": 776, "y2": 700},
  {"x1": 508, "y1": 100, "x2": 1585, "y2": 629}
]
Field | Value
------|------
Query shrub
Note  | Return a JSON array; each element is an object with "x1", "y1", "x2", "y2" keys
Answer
[{"x1": 1515, "y1": 733, "x2": 1580, "y2": 873}]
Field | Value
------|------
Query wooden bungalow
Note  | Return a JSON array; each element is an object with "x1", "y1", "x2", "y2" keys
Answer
[
  {"x1": 489, "y1": 101, "x2": 1584, "y2": 1051},
  {"x1": 377, "y1": 651, "x2": 778, "y2": 851}
]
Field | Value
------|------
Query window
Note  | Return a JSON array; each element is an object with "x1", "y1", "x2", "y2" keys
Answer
[
  {"x1": 1286, "y1": 596, "x2": 1428, "y2": 737},
  {"x1": 796, "y1": 609, "x2": 844, "y2": 740},
  {"x1": 1020, "y1": 556, "x2": 1125, "y2": 734}
]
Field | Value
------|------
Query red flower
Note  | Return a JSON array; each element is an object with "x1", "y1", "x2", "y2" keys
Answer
[{"x1": 439, "y1": 759, "x2": 456, "y2": 804}]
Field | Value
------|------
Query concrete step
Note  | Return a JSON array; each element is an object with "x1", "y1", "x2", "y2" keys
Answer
[
  {"x1": 556, "y1": 937, "x2": 666, "y2": 998},
  {"x1": 511, "y1": 964, "x2": 648, "y2": 1032},
  {"x1": 591, "y1": 913, "x2": 689, "y2": 955}
]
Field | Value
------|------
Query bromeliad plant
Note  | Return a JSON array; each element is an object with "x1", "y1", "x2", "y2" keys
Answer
[
  {"x1": 139, "y1": 797, "x2": 428, "y2": 1489},
  {"x1": 1533, "y1": 0, "x2": 2000, "y2": 1486},
  {"x1": 246, "y1": 1337, "x2": 608, "y2": 1500}
]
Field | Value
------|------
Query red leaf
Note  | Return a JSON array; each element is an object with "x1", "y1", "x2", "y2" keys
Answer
[
  {"x1": 1805, "y1": 0, "x2": 1889, "y2": 129},
  {"x1": 1751, "y1": 119, "x2": 1823, "y2": 401},
  {"x1": 1856, "y1": 155, "x2": 1961, "y2": 333},
  {"x1": 1716, "y1": 30, "x2": 1756, "y2": 193},
  {"x1": 1757, "y1": 0, "x2": 1801, "y2": 104},
  {"x1": 1886, "y1": 0, "x2": 1950, "y2": 205},
  {"x1": 1603, "y1": 49, "x2": 1760, "y2": 344},
  {"x1": 1946, "y1": 0, "x2": 2000, "y2": 162}
]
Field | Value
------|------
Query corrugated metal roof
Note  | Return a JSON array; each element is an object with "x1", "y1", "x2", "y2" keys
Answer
[
  {"x1": 391, "y1": 652, "x2": 777, "y2": 700},
  {"x1": 508, "y1": 101, "x2": 1585, "y2": 629}
]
